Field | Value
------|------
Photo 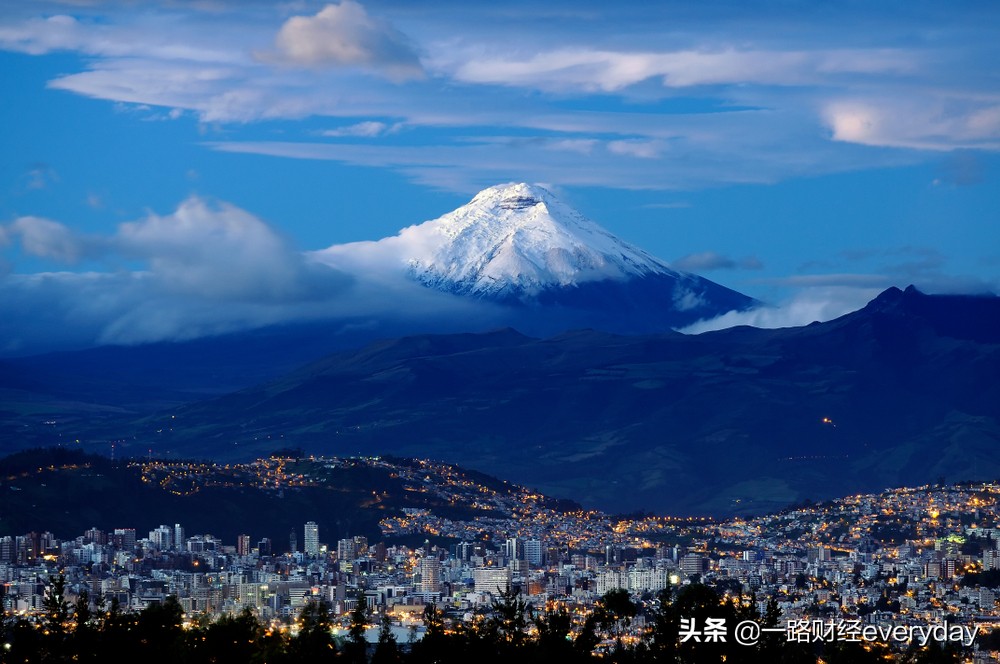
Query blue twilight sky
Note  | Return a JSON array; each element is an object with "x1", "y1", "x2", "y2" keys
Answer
[{"x1": 0, "y1": 0, "x2": 998, "y2": 353}]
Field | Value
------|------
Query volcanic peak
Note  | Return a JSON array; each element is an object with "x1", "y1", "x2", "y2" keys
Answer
[{"x1": 402, "y1": 182, "x2": 678, "y2": 299}]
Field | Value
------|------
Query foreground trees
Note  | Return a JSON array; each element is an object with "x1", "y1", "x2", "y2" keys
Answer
[{"x1": 0, "y1": 577, "x2": 965, "y2": 664}]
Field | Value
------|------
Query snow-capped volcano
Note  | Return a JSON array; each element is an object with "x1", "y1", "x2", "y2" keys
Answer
[
  {"x1": 401, "y1": 182, "x2": 676, "y2": 300},
  {"x1": 314, "y1": 183, "x2": 756, "y2": 332}
]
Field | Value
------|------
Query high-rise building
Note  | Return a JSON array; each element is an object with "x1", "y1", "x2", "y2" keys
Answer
[
  {"x1": 289, "y1": 529, "x2": 298, "y2": 553},
  {"x1": 473, "y1": 567, "x2": 512, "y2": 594},
  {"x1": 304, "y1": 521, "x2": 319, "y2": 556},
  {"x1": 0, "y1": 536, "x2": 13, "y2": 563},
  {"x1": 985, "y1": 550, "x2": 1000, "y2": 571},
  {"x1": 174, "y1": 524, "x2": 185, "y2": 551},
  {"x1": 943, "y1": 559, "x2": 958, "y2": 579},
  {"x1": 84, "y1": 527, "x2": 106, "y2": 545},
  {"x1": 337, "y1": 538, "x2": 355, "y2": 561},
  {"x1": 680, "y1": 553, "x2": 707, "y2": 575},
  {"x1": 417, "y1": 556, "x2": 442, "y2": 594},
  {"x1": 237, "y1": 534, "x2": 251, "y2": 557},
  {"x1": 456, "y1": 541, "x2": 474, "y2": 561},
  {"x1": 808, "y1": 546, "x2": 831, "y2": 563},
  {"x1": 150, "y1": 525, "x2": 172, "y2": 551},
  {"x1": 505, "y1": 537, "x2": 523, "y2": 561},
  {"x1": 112, "y1": 529, "x2": 136, "y2": 550},
  {"x1": 524, "y1": 539, "x2": 543, "y2": 566},
  {"x1": 39, "y1": 532, "x2": 57, "y2": 556}
]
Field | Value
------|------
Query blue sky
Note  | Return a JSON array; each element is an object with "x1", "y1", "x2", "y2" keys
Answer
[{"x1": 1, "y1": 0, "x2": 998, "y2": 353}]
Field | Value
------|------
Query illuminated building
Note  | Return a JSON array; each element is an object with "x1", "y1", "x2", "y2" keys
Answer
[{"x1": 304, "y1": 521, "x2": 319, "y2": 556}]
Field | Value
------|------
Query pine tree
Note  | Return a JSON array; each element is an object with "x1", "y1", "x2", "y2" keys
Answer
[
  {"x1": 343, "y1": 594, "x2": 370, "y2": 664},
  {"x1": 371, "y1": 613, "x2": 401, "y2": 664},
  {"x1": 535, "y1": 604, "x2": 575, "y2": 661},
  {"x1": 41, "y1": 574, "x2": 71, "y2": 661},
  {"x1": 291, "y1": 599, "x2": 337, "y2": 660},
  {"x1": 486, "y1": 587, "x2": 531, "y2": 648},
  {"x1": 410, "y1": 603, "x2": 449, "y2": 664}
]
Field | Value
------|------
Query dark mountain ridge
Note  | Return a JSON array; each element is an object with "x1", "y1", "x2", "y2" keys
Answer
[
  {"x1": 103, "y1": 286, "x2": 999, "y2": 516},
  {"x1": 3, "y1": 286, "x2": 997, "y2": 516}
]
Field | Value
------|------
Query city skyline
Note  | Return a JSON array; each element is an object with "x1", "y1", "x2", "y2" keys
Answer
[{"x1": 2, "y1": 452, "x2": 998, "y2": 661}]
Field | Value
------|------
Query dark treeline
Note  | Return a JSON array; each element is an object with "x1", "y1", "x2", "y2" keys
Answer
[{"x1": 0, "y1": 575, "x2": 966, "y2": 663}]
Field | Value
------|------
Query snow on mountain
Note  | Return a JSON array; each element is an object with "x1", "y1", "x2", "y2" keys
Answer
[
  {"x1": 399, "y1": 182, "x2": 681, "y2": 298},
  {"x1": 318, "y1": 183, "x2": 675, "y2": 294},
  {"x1": 312, "y1": 182, "x2": 756, "y2": 327}
]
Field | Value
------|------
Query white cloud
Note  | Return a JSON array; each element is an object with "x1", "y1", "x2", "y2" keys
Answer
[
  {"x1": 681, "y1": 285, "x2": 885, "y2": 333},
  {"x1": 1, "y1": 2, "x2": 998, "y2": 197},
  {"x1": 268, "y1": 1, "x2": 423, "y2": 79},
  {"x1": 322, "y1": 121, "x2": 390, "y2": 137},
  {"x1": 49, "y1": 59, "x2": 266, "y2": 123},
  {"x1": 824, "y1": 96, "x2": 1000, "y2": 151},
  {"x1": 115, "y1": 196, "x2": 334, "y2": 301},
  {"x1": 5, "y1": 216, "x2": 92, "y2": 263},
  {"x1": 0, "y1": 195, "x2": 500, "y2": 351},
  {"x1": 203, "y1": 107, "x2": 913, "y2": 192},
  {"x1": 0, "y1": 12, "x2": 242, "y2": 63},
  {"x1": 607, "y1": 139, "x2": 664, "y2": 159},
  {"x1": 47, "y1": 55, "x2": 409, "y2": 124},
  {"x1": 683, "y1": 264, "x2": 999, "y2": 334},
  {"x1": 3, "y1": 196, "x2": 346, "y2": 301},
  {"x1": 444, "y1": 47, "x2": 916, "y2": 92},
  {"x1": 0, "y1": 14, "x2": 88, "y2": 55}
]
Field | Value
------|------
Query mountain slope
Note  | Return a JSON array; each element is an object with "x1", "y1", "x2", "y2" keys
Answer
[
  {"x1": 315, "y1": 183, "x2": 756, "y2": 332},
  {"x1": 0, "y1": 448, "x2": 551, "y2": 544},
  {"x1": 402, "y1": 183, "x2": 684, "y2": 296},
  {"x1": 128, "y1": 287, "x2": 1000, "y2": 516}
]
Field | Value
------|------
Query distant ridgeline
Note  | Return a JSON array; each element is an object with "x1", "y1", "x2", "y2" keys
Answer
[
  {"x1": 1, "y1": 286, "x2": 999, "y2": 516},
  {"x1": 0, "y1": 448, "x2": 577, "y2": 544}
]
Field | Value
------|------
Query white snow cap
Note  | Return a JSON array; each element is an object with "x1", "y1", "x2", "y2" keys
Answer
[
  {"x1": 312, "y1": 182, "x2": 683, "y2": 301},
  {"x1": 401, "y1": 182, "x2": 678, "y2": 298}
]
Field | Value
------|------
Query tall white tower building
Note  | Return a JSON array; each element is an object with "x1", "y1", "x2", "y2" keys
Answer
[
  {"x1": 417, "y1": 556, "x2": 442, "y2": 595},
  {"x1": 304, "y1": 521, "x2": 319, "y2": 556}
]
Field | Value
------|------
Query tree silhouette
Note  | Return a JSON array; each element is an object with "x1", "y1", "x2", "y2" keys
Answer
[
  {"x1": 292, "y1": 599, "x2": 337, "y2": 660},
  {"x1": 648, "y1": 586, "x2": 679, "y2": 663},
  {"x1": 595, "y1": 588, "x2": 637, "y2": 645},
  {"x1": 574, "y1": 614, "x2": 601, "y2": 658},
  {"x1": 135, "y1": 596, "x2": 185, "y2": 664},
  {"x1": 486, "y1": 587, "x2": 531, "y2": 648},
  {"x1": 535, "y1": 604, "x2": 575, "y2": 661},
  {"x1": 343, "y1": 594, "x2": 370, "y2": 664},
  {"x1": 38, "y1": 574, "x2": 71, "y2": 661},
  {"x1": 372, "y1": 613, "x2": 402, "y2": 664},
  {"x1": 188, "y1": 607, "x2": 264, "y2": 664},
  {"x1": 409, "y1": 603, "x2": 448, "y2": 664}
]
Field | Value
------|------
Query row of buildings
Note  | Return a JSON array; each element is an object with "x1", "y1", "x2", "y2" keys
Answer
[{"x1": 4, "y1": 456, "x2": 1000, "y2": 658}]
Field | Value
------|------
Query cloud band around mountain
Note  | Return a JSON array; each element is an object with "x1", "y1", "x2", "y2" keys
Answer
[{"x1": 0, "y1": 196, "x2": 497, "y2": 353}]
